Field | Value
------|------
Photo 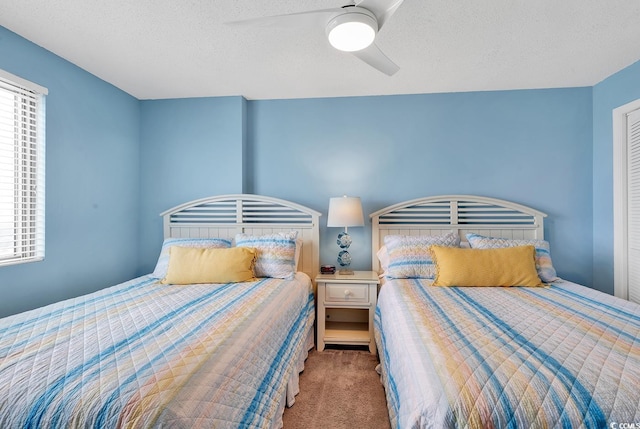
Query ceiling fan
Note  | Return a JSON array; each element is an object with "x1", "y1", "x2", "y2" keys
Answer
[{"x1": 227, "y1": 0, "x2": 405, "y2": 76}]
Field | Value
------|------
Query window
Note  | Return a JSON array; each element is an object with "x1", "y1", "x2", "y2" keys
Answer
[{"x1": 0, "y1": 69, "x2": 47, "y2": 267}]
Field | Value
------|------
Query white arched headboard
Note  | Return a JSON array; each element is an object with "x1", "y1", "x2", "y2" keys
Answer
[
  {"x1": 370, "y1": 195, "x2": 547, "y2": 273},
  {"x1": 161, "y1": 194, "x2": 321, "y2": 280}
]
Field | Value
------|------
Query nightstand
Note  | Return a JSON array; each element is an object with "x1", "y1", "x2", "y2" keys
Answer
[{"x1": 316, "y1": 271, "x2": 380, "y2": 354}]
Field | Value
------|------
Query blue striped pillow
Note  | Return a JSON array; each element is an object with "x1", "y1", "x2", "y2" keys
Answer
[
  {"x1": 384, "y1": 233, "x2": 460, "y2": 279},
  {"x1": 236, "y1": 232, "x2": 298, "y2": 279}
]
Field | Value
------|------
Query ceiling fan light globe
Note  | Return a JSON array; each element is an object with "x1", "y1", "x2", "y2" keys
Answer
[{"x1": 326, "y1": 10, "x2": 377, "y2": 52}]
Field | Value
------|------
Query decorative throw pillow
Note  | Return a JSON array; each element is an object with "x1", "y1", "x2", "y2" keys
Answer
[
  {"x1": 384, "y1": 233, "x2": 461, "y2": 279},
  {"x1": 466, "y1": 233, "x2": 558, "y2": 283},
  {"x1": 152, "y1": 237, "x2": 232, "y2": 279},
  {"x1": 430, "y1": 245, "x2": 543, "y2": 287},
  {"x1": 235, "y1": 231, "x2": 298, "y2": 279},
  {"x1": 161, "y1": 246, "x2": 256, "y2": 284}
]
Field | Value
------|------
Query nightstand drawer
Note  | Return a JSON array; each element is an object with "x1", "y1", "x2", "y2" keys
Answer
[{"x1": 325, "y1": 283, "x2": 369, "y2": 303}]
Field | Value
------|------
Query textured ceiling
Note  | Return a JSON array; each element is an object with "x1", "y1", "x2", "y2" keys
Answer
[{"x1": 1, "y1": 0, "x2": 639, "y2": 100}]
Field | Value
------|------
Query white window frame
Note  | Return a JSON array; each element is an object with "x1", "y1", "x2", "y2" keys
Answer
[{"x1": 0, "y1": 69, "x2": 47, "y2": 267}]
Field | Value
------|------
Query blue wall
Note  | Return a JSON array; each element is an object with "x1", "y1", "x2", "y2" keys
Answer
[
  {"x1": 247, "y1": 90, "x2": 594, "y2": 285},
  {"x1": 592, "y1": 59, "x2": 640, "y2": 295},
  {"x1": 0, "y1": 26, "x2": 141, "y2": 317},
  {"x1": 136, "y1": 90, "x2": 593, "y2": 287},
  {"x1": 2, "y1": 23, "x2": 638, "y2": 317},
  {"x1": 137, "y1": 97, "x2": 246, "y2": 275}
]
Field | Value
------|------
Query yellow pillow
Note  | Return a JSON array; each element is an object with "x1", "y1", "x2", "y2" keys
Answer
[
  {"x1": 430, "y1": 245, "x2": 543, "y2": 287},
  {"x1": 161, "y1": 246, "x2": 256, "y2": 284}
]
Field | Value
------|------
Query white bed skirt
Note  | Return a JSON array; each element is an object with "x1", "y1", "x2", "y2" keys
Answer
[{"x1": 271, "y1": 321, "x2": 315, "y2": 428}]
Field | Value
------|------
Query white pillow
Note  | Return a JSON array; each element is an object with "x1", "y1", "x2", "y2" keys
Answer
[
  {"x1": 294, "y1": 238, "x2": 303, "y2": 271},
  {"x1": 376, "y1": 245, "x2": 390, "y2": 277}
]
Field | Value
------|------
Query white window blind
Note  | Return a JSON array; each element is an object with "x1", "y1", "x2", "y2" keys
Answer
[
  {"x1": 0, "y1": 70, "x2": 47, "y2": 267},
  {"x1": 628, "y1": 108, "x2": 640, "y2": 304}
]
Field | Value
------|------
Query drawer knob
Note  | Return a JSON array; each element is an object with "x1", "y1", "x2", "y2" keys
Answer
[{"x1": 344, "y1": 289, "x2": 351, "y2": 297}]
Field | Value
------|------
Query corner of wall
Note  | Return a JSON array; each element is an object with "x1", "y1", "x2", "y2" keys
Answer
[{"x1": 241, "y1": 97, "x2": 253, "y2": 194}]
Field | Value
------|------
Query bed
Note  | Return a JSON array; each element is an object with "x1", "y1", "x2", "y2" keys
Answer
[
  {"x1": 371, "y1": 195, "x2": 640, "y2": 428},
  {"x1": 0, "y1": 194, "x2": 321, "y2": 428}
]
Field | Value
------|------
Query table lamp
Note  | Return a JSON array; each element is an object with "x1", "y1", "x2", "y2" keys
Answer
[{"x1": 327, "y1": 196, "x2": 364, "y2": 274}]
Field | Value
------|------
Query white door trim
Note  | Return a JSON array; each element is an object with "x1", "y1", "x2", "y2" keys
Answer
[{"x1": 613, "y1": 98, "x2": 640, "y2": 300}]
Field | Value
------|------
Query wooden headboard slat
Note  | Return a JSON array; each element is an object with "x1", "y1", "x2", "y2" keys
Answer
[
  {"x1": 161, "y1": 194, "x2": 321, "y2": 280},
  {"x1": 370, "y1": 195, "x2": 546, "y2": 273}
]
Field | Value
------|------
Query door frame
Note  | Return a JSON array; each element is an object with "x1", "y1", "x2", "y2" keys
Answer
[{"x1": 613, "y1": 98, "x2": 640, "y2": 300}]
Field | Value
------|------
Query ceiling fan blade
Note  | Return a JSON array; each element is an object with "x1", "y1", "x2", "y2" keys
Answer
[
  {"x1": 355, "y1": 0, "x2": 405, "y2": 29},
  {"x1": 352, "y1": 43, "x2": 399, "y2": 76},
  {"x1": 226, "y1": 8, "x2": 340, "y2": 28}
]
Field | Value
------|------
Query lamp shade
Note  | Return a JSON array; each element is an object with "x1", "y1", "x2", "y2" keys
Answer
[{"x1": 327, "y1": 196, "x2": 365, "y2": 227}]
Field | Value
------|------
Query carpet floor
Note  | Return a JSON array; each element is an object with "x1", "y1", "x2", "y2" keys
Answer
[{"x1": 282, "y1": 347, "x2": 391, "y2": 429}]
